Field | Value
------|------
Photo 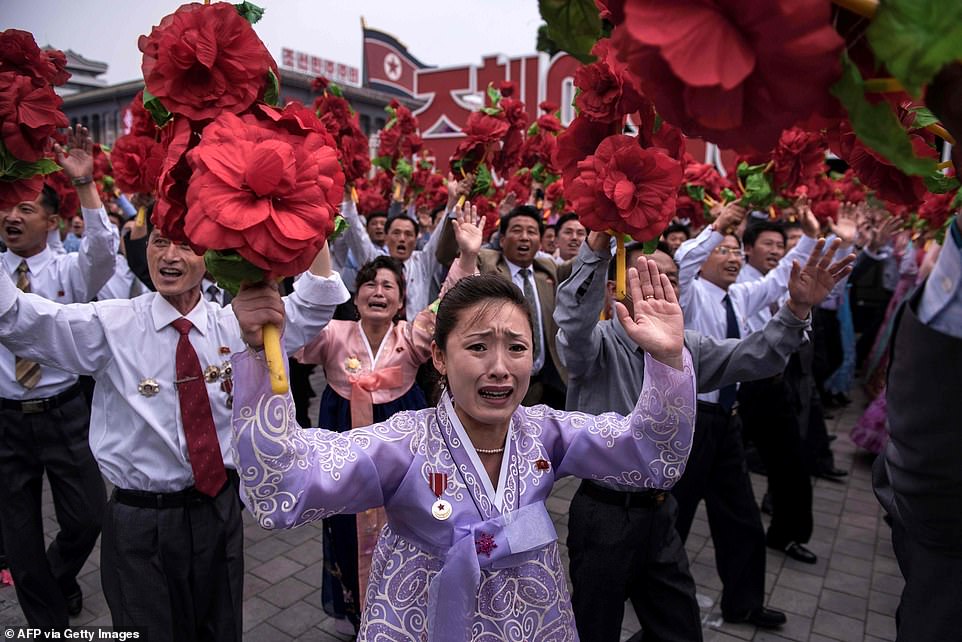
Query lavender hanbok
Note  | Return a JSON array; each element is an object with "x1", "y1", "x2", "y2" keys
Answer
[{"x1": 232, "y1": 349, "x2": 696, "y2": 641}]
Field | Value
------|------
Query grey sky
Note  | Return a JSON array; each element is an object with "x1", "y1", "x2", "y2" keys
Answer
[{"x1": 4, "y1": 0, "x2": 545, "y2": 85}]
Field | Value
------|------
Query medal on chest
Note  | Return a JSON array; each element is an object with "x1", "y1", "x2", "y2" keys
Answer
[{"x1": 429, "y1": 471, "x2": 451, "y2": 521}]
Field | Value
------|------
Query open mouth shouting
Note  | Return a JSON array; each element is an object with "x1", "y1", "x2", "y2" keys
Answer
[
  {"x1": 478, "y1": 385, "x2": 514, "y2": 405},
  {"x1": 3, "y1": 224, "x2": 23, "y2": 243}
]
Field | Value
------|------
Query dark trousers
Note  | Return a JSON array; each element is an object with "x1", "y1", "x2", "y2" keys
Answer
[
  {"x1": 0, "y1": 393, "x2": 105, "y2": 628},
  {"x1": 568, "y1": 482, "x2": 702, "y2": 642},
  {"x1": 890, "y1": 520, "x2": 962, "y2": 642},
  {"x1": 671, "y1": 403, "x2": 766, "y2": 617},
  {"x1": 738, "y1": 378, "x2": 813, "y2": 547},
  {"x1": 100, "y1": 474, "x2": 244, "y2": 642}
]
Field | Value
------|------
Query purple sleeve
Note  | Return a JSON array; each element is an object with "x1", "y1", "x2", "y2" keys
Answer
[
  {"x1": 544, "y1": 350, "x2": 697, "y2": 489},
  {"x1": 230, "y1": 349, "x2": 417, "y2": 529}
]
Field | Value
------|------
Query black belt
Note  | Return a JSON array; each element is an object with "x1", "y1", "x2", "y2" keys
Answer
[
  {"x1": 113, "y1": 470, "x2": 237, "y2": 509},
  {"x1": 697, "y1": 400, "x2": 738, "y2": 417},
  {"x1": 580, "y1": 480, "x2": 667, "y2": 509},
  {"x1": 0, "y1": 382, "x2": 83, "y2": 415}
]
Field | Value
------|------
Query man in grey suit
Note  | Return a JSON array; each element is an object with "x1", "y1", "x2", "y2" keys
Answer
[{"x1": 556, "y1": 231, "x2": 853, "y2": 641}]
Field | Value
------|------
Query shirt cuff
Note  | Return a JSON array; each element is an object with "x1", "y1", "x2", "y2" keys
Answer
[
  {"x1": 579, "y1": 239, "x2": 612, "y2": 264},
  {"x1": 774, "y1": 301, "x2": 812, "y2": 328},
  {"x1": 292, "y1": 270, "x2": 350, "y2": 307}
]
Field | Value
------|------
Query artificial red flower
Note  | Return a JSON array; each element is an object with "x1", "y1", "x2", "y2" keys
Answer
[
  {"x1": 575, "y1": 39, "x2": 646, "y2": 123},
  {"x1": 44, "y1": 170, "x2": 80, "y2": 219},
  {"x1": 648, "y1": 119, "x2": 686, "y2": 161},
  {"x1": 0, "y1": 175, "x2": 43, "y2": 212},
  {"x1": 498, "y1": 80, "x2": 516, "y2": 98},
  {"x1": 127, "y1": 91, "x2": 157, "y2": 137},
  {"x1": 520, "y1": 133, "x2": 558, "y2": 174},
  {"x1": 918, "y1": 190, "x2": 956, "y2": 232},
  {"x1": 806, "y1": 175, "x2": 840, "y2": 224},
  {"x1": 311, "y1": 76, "x2": 330, "y2": 93},
  {"x1": 377, "y1": 126, "x2": 401, "y2": 159},
  {"x1": 566, "y1": 134, "x2": 682, "y2": 240},
  {"x1": 138, "y1": 2, "x2": 275, "y2": 121},
  {"x1": 473, "y1": 195, "x2": 499, "y2": 240},
  {"x1": 503, "y1": 172, "x2": 533, "y2": 204},
  {"x1": 613, "y1": 0, "x2": 843, "y2": 152},
  {"x1": 355, "y1": 172, "x2": 392, "y2": 216},
  {"x1": 110, "y1": 134, "x2": 165, "y2": 194},
  {"x1": 595, "y1": 0, "x2": 625, "y2": 25},
  {"x1": 92, "y1": 144, "x2": 112, "y2": 182},
  {"x1": 414, "y1": 173, "x2": 448, "y2": 212},
  {"x1": 153, "y1": 117, "x2": 198, "y2": 243},
  {"x1": 494, "y1": 99, "x2": 529, "y2": 175},
  {"x1": 0, "y1": 30, "x2": 69, "y2": 87},
  {"x1": 539, "y1": 100, "x2": 558, "y2": 114},
  {"x1": 545, "y1": 179, "x2": 565, "y2": 208},
  {"x1": 183, "y1": 107, "x2": 344, "y2": 276},
  {"x1": 836, "y1": 169, "x2": 866, "y2": 204},
  {"x1": 844, "y1": 135, "x2": 936, "y2": 207},
  {"x1": 683, "y1": 159, "x2": 729, "y2": 199},
  {"x1": 554, "y1": 115, "x2": 616, "y2": 186},
  {"x1": 464, "y1": 111, "x2": 510, "y2": 145},
  {"x1": 537, "y1": 113, "x2": 563, "y2": 134},
  {"x1": 0, "y1": 72, "x2": 69, "y2": 162},
  {"x1": 771, "y1": 128, "x2": 827, "y2": 192},
  {"x1": 674, "y1": 192, "x2": 707, "y2": 230}
]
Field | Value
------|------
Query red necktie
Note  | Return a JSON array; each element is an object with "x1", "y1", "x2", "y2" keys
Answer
[{"x1": 171, "y1": 318, "x2": 227, "y2": 497}]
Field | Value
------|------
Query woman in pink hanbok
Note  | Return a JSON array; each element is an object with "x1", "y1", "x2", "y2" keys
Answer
[
  {"x1": 230, "y1": 246, "x2": 697, "y2": 642},
  {"x1": 295, "y1": 206, "x2": 479, "y2": 630}
]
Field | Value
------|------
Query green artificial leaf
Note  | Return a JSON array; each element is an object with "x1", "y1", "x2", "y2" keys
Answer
[
  {"x1": 141, "y1": 88, "x2": 172, "y2": 127},
  {"x1": 953, "y1": 191, "x2": 962, "y2": 209},
  {"x1": 830, "y1": 53, "x2": 938, "y2": 178},
  {"x1": 531, "y1": 161, "x2": 547, "y2": 184},
  {"x1": 102, "y1": 175, "x2": 115, "y2": 190},
  {"x1": 204, "y1": 250, "x2": 266, "y2": 296},
  {"x1": 538, "y1": 0, "x2": 603, "y2": 63},
  {"x1": 473, "y1": 163, "x2": 494, "y2": 197},
  {"x1": 371, "y1": 155, "x2": 393, "y2": 171},
  {"x1": 536, "y1": 24, "x2": 561, "y2": 57},
  {"x1": 736, "y1": 164, "x2": 774, "y2": 209},
  {"x1": 923, "y1": 171, "x2": 961, "y2": 193},
  {"x1": 263, "y1": 68, "x2": 280, "y2": 107},
  {"x1": 327, "y1": 215, "x2": 349, "y2": 242},
  {"x1": 527, "y1": 122, "x2": 541, "y2": 137},
  {"x1": 395, "y1": 157, "x2": 413, "y2": 182},
  {"x1": 234, "y1": 1, "x2": 265, "y2": 24},
  {"x1": 642, "y1": 239, "x2": 659, "y2": 254},
  {"x1": 543, "y1": 172, "x2": 560, "y2": 187},
  {"x1": 0, "y1": 142, "x2": 62, "y2": 179},
  {"x1": 867, "y1": 0, "x2": 962, "y2": 98},
  {"x1": 480, "y1": 106, "x2": 502, "y2": 116},
  {"x1": 328, "y1": 83, "x2": 344, "y2": 98},
  {"x1": 685, "y1": 184, "x2": 706, "y2": 203},
  {"x1": 486, "y1": 83, "x2": 502, "y2": 108},
  {"x1": 721, "y1": 187, "x2": 737, "y2": 203},
  {"x1": 908, "y1": 106, "x2": 940, "y2": 129}
]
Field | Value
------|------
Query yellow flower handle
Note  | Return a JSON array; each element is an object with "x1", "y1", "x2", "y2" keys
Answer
[
  {"x1": 832, "y1": 0, "x2": 877, "y2": 18},
  {"x1": 262, "y1": 323, "x2": 288, "y2": 394},
  {"x1": 351, "y1": 185, "x2": 359, "y2": 204},
  {"x1": 135, "y1": 206, "x2": 146, "y2": 227},
  {"x1": 615, "y1": 235, "x2": 626, "y2": 300}
]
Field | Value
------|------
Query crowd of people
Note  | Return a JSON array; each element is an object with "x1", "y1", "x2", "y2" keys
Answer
[
  {"x1": 1, "y1": 4, "x2": 962, "y2": 641},
  {"x1": 0, "y1": 116, "x2": 955, "y2": 642}
]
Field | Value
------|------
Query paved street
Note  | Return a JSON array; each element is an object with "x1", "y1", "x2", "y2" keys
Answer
[{"x1": 0, "y1": 391, "x2": 900, "y2": 641}]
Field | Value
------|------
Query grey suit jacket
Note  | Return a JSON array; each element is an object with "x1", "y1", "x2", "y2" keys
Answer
[{"x1": 555, "y1": 242, "x2": 810, "y2": 416}]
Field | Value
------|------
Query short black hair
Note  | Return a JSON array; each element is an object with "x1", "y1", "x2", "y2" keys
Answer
[
  {"x1": 39, "y1": 184, "x2": 59, "y2": 215},
  {"x1": 554, "y1": 212, "x2": 581, "y2": 235},
  {"x1": 663, "y1": 223, "x2": 690, "y2": 239},
  {"x1": 434, "y1": 274, "x2": 534, "y2": 351},
  {"x1": 743, "y1": 221, "x2": 787, "y2": 248},
  {"x1": 430, "y1": 205, "x2": 447, "y2": 223},
  {"x1": 499, "y1": 205, "x2": 544, "y2": 236},
  {"x1": 366, "y1": 211, "x2": 388, "y2": 224},
  {"x1": 385, "y1": 214, "x2": 419, "y2": 236}
]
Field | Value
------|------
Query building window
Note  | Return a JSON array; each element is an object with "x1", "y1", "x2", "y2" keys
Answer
[
  {"x1": 360, "y1": 114, "x2": 371, "y2": 136},
  {"x1": 92, "y1": 114, "x2": 101, "y2": 142},
  {"x1": 560, "y1": 78, "x2": 575, "y2": 127}
]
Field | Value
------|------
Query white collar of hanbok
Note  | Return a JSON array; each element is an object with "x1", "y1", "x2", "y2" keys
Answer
[{"x1": 442, "y1": 393, "x2": 512, "y2": 512}]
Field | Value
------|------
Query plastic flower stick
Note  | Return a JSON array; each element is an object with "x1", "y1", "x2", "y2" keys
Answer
[
  {"x1": 262, "y1": 322, "x2": 288, "y2": 394},
  {"x1": 615, "y1": 234, "x2": 626, "y2": 300},
  {"x1": 831, "y1": 0, "x2": 877, "y2": 18},
  {"x1": 863, "y1": 77, "x2": 904, "y2": 93},
  {"x1": 937, "y1": 160, "x2": 954, "y2": 171},
  {"x1": 351, "y1": 185, "x2": 359, "y2": 204},
  {"x1": 135, "y1": 206, "x2": 146, "y2": 227},
  {"x1": 393, "y1": 182, "x2": 402, "y2": 201},
  {"x1": 927, "y1": 123, "x2": 957, "y2": 146},
  {"x1": 456, "y1": 167, "x2": 468, "y2": 209}
]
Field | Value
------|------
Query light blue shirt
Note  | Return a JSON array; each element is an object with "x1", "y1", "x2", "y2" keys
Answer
[{"x1": 918, "y1": 217, "x2": 962, "y2": 339}]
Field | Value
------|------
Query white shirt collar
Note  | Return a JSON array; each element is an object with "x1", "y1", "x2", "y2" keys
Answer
[
  {"x1": 3, "y1": 247, "x2": 53, "y2": 277},
  {"x1": 150, "y1": 290, "x2": 210, "y2": 336},
  {"x1": 504, "y1": 258, "x2": 533, "y2": 280}
]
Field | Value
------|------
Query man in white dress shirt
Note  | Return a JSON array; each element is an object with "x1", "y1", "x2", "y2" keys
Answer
[
  {"x1": 0, "y1": 219, "x2": 349, "y2": 639},
  {"x1": 0, "y1": 126, "x2": 118, "y2": 628},
  {"x1": 670, "y1": 204, "x2": 823, "y2": 628}
]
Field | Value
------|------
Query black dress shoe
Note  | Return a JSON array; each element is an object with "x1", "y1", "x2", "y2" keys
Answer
[
  {"x1": 723, "y1": 606, "x2": 787, "y2": 629},
  {"x1": 814, "y1": 466, "x2": 848, "y2": 482},
  {"x1": 772, "y1": 541, "x2": 818, "y2": 564},
  {"x1": 66, "y1": 589, "x2": 82, "y2": 617}
]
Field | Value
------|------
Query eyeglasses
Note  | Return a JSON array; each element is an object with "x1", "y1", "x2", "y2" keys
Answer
[{"x1": 713, "y1": 246, "x2": 745, "y2": 259}]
